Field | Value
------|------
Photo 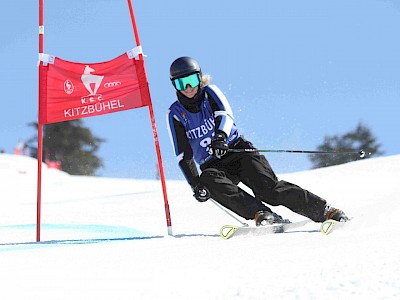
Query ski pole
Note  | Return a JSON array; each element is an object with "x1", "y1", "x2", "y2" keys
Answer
[
  {"x1": 227, "y1": 148, "x2": 370, "y2": 158},
  {"x1": 210, "y1": 199, "x2": 249, "y2": 227}
]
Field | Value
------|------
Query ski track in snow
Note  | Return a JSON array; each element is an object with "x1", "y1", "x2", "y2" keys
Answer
[{"x1": 0, "y1": 153, "x2": 399, "y2": 299}]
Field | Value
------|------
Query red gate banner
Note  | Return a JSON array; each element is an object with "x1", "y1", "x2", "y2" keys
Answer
[{"x1": 39, "y1": 50, "x2": 151, "y2": 124}]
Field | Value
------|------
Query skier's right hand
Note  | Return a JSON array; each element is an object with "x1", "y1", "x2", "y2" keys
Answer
[{"x1": 192, "y1": 183, "x2": 210, "y2": 202}]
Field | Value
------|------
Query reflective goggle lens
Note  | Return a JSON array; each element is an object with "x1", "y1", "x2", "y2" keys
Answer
[{"x1": 173, "y1": 73, "x2": 200, "y2": 91}]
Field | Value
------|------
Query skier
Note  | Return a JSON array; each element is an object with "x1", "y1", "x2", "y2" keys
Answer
[{"x1": 166, "y1": 57, "x2": 349, "y2": 226}]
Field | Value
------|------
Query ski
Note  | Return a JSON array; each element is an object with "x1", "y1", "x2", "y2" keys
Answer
[
  {"x1": 220, "y1": 219, "x2": 311, "y2": 240},
  {"x1": 320, "y1": 219, "x2": 347, "y2": 235}
]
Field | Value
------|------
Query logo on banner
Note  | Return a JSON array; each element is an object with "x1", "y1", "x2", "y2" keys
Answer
[
  {"x1": 80, "y1": 65, "x2": 105, "y2": 105},
  {"x1": 64, "y1": 79, "x2": 74, "y2": 94},
  {"x1": 104, "y1": 81, "x2": 121, "y2": 88},
  {"x1": 81, "y1": 65, "x2": 104, "y2": 96}
]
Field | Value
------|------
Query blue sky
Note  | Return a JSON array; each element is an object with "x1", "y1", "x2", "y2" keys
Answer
[{"x1": 0, "y1": 0, "x2": 399, "y2": 180}]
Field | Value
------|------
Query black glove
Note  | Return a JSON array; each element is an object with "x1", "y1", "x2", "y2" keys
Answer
[
  {"x1": 209, "y1": 132, "x2": 229, "y2": 159},
  {"x1": 192, "y1": 183, "x2": 211, "y2": 202}
]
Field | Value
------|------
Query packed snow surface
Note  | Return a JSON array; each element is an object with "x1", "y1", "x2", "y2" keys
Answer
[{"x1": 0, "y1": 153, "x2": 399, "y2": 299}]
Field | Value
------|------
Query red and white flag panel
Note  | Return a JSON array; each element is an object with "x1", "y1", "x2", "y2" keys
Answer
[{"x1": 39, "y1": 52, "x2": 151, "y2": 124}]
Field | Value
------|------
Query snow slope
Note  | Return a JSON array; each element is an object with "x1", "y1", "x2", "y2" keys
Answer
[{"x1": 0, "y1": 153, "x2": 399, "y2": 299}]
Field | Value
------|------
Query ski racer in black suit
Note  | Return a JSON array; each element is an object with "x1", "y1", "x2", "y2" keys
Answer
[{"x1": 166, "y1": 57, "x2": 349, "y2": 225}]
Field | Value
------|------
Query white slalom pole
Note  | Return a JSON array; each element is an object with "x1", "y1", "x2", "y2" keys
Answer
[{"x1": 210, "y1": 199, "x2": 249, "y2": 227}]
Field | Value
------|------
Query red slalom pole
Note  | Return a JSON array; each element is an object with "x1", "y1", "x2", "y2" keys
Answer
[
  {"x1": 36, "y1": 0, "x2": 45, "y2": 242},
  {"x1": 126, "y1": 0, "x2": 173, "y2": 235}
]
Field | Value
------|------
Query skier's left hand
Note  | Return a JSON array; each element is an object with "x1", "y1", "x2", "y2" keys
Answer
[{"x1": 209, "y1": 132, "x2": 229, "y2": 159}]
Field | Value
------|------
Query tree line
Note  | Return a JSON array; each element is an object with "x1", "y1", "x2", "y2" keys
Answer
[{"x1": 28, "y1": 120, "x2": 103, "y2": 176}]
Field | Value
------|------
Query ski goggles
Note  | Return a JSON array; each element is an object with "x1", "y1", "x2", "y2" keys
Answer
[{"x1": 172, "y1": 73, "x2": 200, "y2": 91}]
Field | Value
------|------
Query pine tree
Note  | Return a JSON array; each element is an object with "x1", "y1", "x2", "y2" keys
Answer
[
  {"x1": 28, "y1": 120, "x2": 104, "y2": 175},
  {"x1": 309, "y1": 122, "x2": 383, "y2": 169}
]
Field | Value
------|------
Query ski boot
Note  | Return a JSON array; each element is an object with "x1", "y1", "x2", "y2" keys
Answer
[
  {"x1": 255, "y1": 210, "x2": 291, "y2": 226},
  {"x1": 324, "y1": 205, "x2": 349, "y2": 222}
]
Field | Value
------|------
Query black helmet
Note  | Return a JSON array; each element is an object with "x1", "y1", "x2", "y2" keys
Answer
[{"x1": 170, "y1": 57, "x2": 201, "y2": 80}]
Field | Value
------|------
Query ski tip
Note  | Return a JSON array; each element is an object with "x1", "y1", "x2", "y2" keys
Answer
[
  {"x1": 321, "y1": 219, "x2": 337, "y2": 235},
  {"x1": 220, "y1": 225, "x2": 238, "y2": 240},
  {"x1": 321, "y1": 217, "x2": 353, "y2": 235}
]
